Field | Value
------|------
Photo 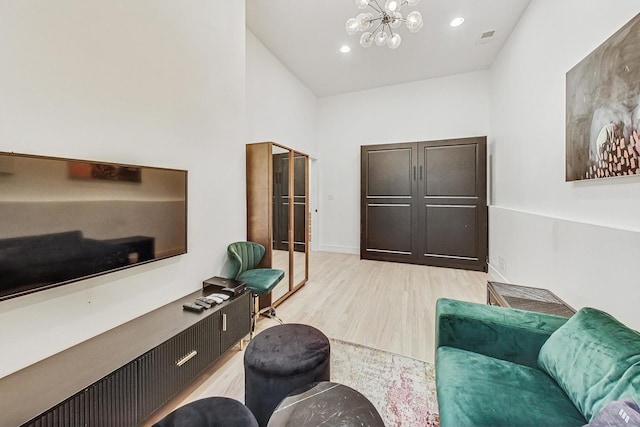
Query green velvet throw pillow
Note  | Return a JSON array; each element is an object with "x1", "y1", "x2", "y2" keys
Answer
[{"x1": 538, "y1": 308, "x2": 640, "y2": 421}]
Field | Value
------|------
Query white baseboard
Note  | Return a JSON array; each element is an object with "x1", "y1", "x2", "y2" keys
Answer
[
  {"x1": 487, "y1": 263, "x2": 508, "y2": 283},
  {"x1": 318, "y1": 244, "x2": 359, "y2": 254}
]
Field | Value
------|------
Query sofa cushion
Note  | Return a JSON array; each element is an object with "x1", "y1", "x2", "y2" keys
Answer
[
  {"x1": 237, "y1": 268, "x2": 284, "y2": 295},
  {"x1": 436, "y1": 298, "x2": 568, "y2": 369},
  {"x1": 436, "y1": 346, "x2": 585, "y2": 427},
  {"x1": 538, "y1": 308, "x2": 640, "y2": 421}
]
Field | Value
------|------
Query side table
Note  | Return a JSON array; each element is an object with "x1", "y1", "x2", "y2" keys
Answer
[
  {"x1": 487, "y1": 281, "x2": 576, "y2": 317},
  {"x1": 267, "y1": 381, "x2": 384, "y2": 427}
]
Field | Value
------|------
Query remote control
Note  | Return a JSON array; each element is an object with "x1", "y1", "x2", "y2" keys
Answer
[
  {"x1": 208, "y1": 293, "x2": 230, "y2": 301},
  {"x1": 183, "y1": 303, "x2": 204, "y2": 313},
  {"x1": 194, "y1": 298, "x2": 212, "y2": 309},
  {"x1": 205, "y1": 295, "x2": 224, "y2": 304},
  {"x1": 196, "y1": 296, "x2": 213, "y2": 305}
]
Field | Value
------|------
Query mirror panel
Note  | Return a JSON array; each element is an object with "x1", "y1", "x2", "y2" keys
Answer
[
  {"x1": 292, "y1": 153, "x2": 307, "y2": 288},
  {"x1": 271, "y1": 145, "x2": 290, "y2": 302}
]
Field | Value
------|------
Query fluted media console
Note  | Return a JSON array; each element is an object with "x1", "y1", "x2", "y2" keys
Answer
[{"x1": 0, "y1": 289, "x2": 252, "y2": 427}]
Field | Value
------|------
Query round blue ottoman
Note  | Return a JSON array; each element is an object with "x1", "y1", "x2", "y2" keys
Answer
[
  {"x1": 244, "y1": 324, "x2": 331, "y2": 427},
  {"x1": 153, "y1": 396, "x2": 258, "y2": 427}
]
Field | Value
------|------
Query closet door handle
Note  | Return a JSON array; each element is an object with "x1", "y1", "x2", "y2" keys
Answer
[
  {"x1": 420, "y1": 166, "x2": 423, "y2": 181},
  {"x1": 413, "y1": 166, "x2": 416, "y2": 180}
]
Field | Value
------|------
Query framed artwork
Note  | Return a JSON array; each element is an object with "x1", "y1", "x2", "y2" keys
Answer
[{"x1": 566, "y1": 13, "x2": 640, "y2": 181}]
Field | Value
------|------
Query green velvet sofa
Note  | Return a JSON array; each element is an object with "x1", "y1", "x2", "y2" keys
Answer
[{"x1": 435, "y1": 298, "x2": 640, "y2": 427}]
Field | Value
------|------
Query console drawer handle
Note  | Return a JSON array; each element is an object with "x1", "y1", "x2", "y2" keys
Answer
[
  {"x1": 176, "y1": 350, "x2": 197, "y2": 367},
  {"x1": 222, "y1": 313, "x2": 227, "y2": 332}
]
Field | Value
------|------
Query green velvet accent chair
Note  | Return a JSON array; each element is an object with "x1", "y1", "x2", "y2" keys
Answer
[
  {"x1": 227, "y1": 242, "x2": 285, "y2": 338},
  {"x1": 435, "y1": 298, "x2": 640, "y2": 427}
]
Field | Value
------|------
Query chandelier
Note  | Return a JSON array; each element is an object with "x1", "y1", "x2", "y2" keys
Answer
[{"x1": 346, "y1": 0, "x2": 423, "y2": 49}]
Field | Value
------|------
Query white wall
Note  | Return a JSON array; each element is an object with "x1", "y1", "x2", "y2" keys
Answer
[
  {"x1": 245, "y1": 29, "x2": 320, "y2": 247},
  {"x1": 245, "y1": 30, "x2": 318, "y2": 157},
  {"x1": 317, "y1": 71, "x2": 491, "y2": 253},
  {"x1": 489, "y1": 1, "x2": 640, "y2": 329},
  {"x1": 0, "y1": 0, "x2": 246, "y2": 378}
]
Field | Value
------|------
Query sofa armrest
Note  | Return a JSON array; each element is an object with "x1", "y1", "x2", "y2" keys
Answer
[{"x1": 436, "y1": 298, "x2": 569, "y2": 368}]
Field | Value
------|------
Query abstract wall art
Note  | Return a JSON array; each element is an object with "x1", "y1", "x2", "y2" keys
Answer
[{"x1": 566, "y1": 13, "x2": 640, "y2": 181}]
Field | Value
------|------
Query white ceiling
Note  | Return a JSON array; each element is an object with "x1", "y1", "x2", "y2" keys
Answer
[{"x1": 246, "y1": 0, "x2": 531, "y2": 97}]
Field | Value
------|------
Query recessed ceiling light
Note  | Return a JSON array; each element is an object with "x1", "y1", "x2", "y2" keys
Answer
[
  {"x1": 450, "y1": 17, "x2": 465, "y2": 27},
  {"x1": 340, "y1": 45, "x2": 351, "y2": 53}
]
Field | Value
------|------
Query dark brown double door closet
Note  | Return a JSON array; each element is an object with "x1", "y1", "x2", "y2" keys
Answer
[{"x1": 361, "y1": 137, "x2": 487, "y2": 271}]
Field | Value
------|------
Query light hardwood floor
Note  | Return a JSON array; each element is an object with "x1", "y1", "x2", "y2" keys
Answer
[{"x1": 142, "y1": 251, "x2": 487, "y2": 425}]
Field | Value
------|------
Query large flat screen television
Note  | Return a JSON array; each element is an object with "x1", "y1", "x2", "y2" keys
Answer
[{"x1": 0, "y1": 152, "x2": 187, "y2": 301}]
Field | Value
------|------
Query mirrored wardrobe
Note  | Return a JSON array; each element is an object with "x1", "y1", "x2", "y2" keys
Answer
[{"x1": 246, "y1": 142, "x2": 309, "y2": 310}]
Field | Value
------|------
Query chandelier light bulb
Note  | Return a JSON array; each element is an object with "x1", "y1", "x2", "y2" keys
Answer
[
  {"x1": 407, "y1": 0, "x2": 420, "y2": 5},
  {"x1": 355, "y1": 0, "x2": 370, "y2": 9},
  {"x1": 374, "y1": 31, "x2": 389, "y2": 46},
  {"x1": 346, "y1": 18, "x2": 359, "y2": 35},
  {"x1": 406, "y1": 11, "x2": 423, "y2": 33},
  {"x1": 387, "y1": 33, "x2": 401, "y2": 49},
  {"x1": 360, "y1": 32, "x2": 374, "y2": 47},
  {"x1": 356, "y1": 12, "x2": 372, "y2": 31},
  {"x1": 384, "y1": 0, "x2": 401, "y2": 13}
]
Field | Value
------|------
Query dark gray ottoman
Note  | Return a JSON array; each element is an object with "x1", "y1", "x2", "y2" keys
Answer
[
  {"x1": 244, "y1": 324, "x2": 331, "y2": 427},
  {"x1": 153, "y1": 396, "x2": 258, "y2": 427}
]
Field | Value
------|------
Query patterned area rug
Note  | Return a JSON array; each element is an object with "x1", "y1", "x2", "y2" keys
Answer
[{"x1": 330, "y1": 338, "x2": 439, "y2": 427}]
